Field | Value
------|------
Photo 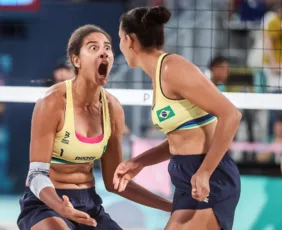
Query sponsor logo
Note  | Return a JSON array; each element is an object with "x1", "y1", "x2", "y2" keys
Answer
[
  {"x1": 75, "y1": 156, "x2": 96, "y2": 161},
  {"x1": 61, "y1": 131, "x2": 70, "y2": 144}
]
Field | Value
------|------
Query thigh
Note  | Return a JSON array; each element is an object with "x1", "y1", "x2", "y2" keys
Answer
[
  {"x1": 17, "y1": 190, "x2": 75, "y2": 230},
  {"x1": 31, "y1": 217, "x2": 71, "y2": 230},
  {"x1": 80, "y1": 205, "x2": 122, "y2": 230},
  {"x1": 165, "y1": 209, "x2": 220, "y2": 230}
]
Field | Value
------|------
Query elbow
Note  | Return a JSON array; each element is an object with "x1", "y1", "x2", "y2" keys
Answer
[
  {"x1": 234, "y1": 109, "x2": 242, "y2": 123},
  {"x1": 220, "y1": 108, "x2": 242, "y2": 127},
  {"x1": 229, "y1": 109, "x2": 242, "y2": 127}
]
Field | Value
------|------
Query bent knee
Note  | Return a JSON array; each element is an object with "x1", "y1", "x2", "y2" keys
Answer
[{"x1": 31, "y1": 217, "x2": 70, "y2": 230}]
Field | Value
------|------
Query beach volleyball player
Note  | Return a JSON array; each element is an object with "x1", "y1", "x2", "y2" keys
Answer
[
  {"x1": 114, "y1": 6, "x2": 241, "y2": 230},
  {"x1": 17, "y1": 24, "x2": 172, "y2": 230}
]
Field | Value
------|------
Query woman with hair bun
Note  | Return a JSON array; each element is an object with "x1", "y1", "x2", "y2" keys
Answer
[{"x1": 114, "y1": 6, "x2": 242, "y2": 230}]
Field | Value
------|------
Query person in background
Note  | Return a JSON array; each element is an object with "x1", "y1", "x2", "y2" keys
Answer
[
  {"x1": 263, "y1": 3, "x2": 282, "y2": 91},
  {"x1": 53, "y1": 63, "x2": 76, "y2": 83},
  {"x1": 229, "y1": 0, "x2": 266, "y2": 21},
  {"x1": 262, "y1": 3, "x2": 282, "y2": 139},
  {"x1": 205, "y1": 56, "x2": 230, "y2": 92},
  {"x1": 43, "y1": 63, "x2": 75, "y2": 87}
]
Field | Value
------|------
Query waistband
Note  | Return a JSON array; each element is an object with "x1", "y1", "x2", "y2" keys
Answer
[
  {"x1": 24, "y1": 186, "x2": 98, "y2": 198},
  {"x1": 170, "y1": 153, "x2": 230, "y2": 164}
]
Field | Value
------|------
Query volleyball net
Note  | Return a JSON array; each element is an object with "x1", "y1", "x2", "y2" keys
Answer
[{"x1": 1, "y1": 85, "x2": 282, "y2": 109}]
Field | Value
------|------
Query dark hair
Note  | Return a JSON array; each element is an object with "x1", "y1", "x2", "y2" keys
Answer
[
  {"x1": 67, "y1": 24, "x2": 112, "y2": 74},
  {"x1": 53, "y1": 63, "x2": 71, "y2": 72},
  {"x1": 120, "y1": 6, "x2": 171, "y2": 50},
  {"x1": 208, "y1": 56, "x2": 229, "y2": 69}
]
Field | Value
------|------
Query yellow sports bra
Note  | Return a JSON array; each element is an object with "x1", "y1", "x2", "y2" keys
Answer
[
  {"x1": 151, "y1": 53, "x2": 217, "y2": 134},
  {"x1": 51, "y1": 80, "x2": 111, "y2": 164}
]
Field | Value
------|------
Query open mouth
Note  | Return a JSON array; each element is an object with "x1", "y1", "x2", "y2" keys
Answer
[{"x1": 98, "y1": 62, "x2": 108, "y2": 77}]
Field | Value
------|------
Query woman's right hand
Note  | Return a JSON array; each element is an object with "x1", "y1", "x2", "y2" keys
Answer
[
  {"x1": 59, "y1": 195, "x2": 97, "y2": 227},
  {"x1": 113, "y1": 159, "x2": 144, "y2": 192}
]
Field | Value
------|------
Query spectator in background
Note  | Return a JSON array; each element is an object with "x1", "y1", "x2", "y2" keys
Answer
[
  {"x1": 53, "y1": 63, "x2": 75, "y2": 83},
  {"x1": 205, "y1": 56, "x2": 230, "y2": 92},
  {"x1": 263, "y1": 3, "x2": 282, "y2": 92},
  {"x1": 262, "y1": 3, "x2": 282, "y2": 138},
  {"x1": 44, "y1": 63, "x2": 75, "y2": 87},
  {"x1": 229, "y1": 0, "x2": 266, "y2": 21}
]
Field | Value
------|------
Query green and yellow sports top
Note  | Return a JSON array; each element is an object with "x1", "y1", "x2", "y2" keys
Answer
[
  {"x1": 151, "y1": 53, "x2": 217, "y2": 134},
  {"x1": 51, "y1": 80, "x2": 111, "y2": 164}
]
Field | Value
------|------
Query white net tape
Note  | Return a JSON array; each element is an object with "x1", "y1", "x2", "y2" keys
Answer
[{"x1": 1, "y1": 86, "x2": 282, "y2": 110}]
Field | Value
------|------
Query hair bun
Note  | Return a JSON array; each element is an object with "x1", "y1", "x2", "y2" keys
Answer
[{"x1": 141, "y1": 6, "x2": 171, "y2": 26}]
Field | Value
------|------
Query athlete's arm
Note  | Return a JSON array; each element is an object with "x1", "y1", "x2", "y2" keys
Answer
[
  {"x1": 101, "y1": 95, "x2": 172, "y2": 212},
  {"x1": 163, "y1": 55, "x2": 242, "y2": 176},
  {"x1": 112, "y1": 138, "x2": 170, "y2": 195},
  {"x1": 112, "y1": 140, "x2": 170, "y2": 194},
  {"x1": 28, "y1": 87, "x2": 96, "y2": 226},
  {"x1": 131, "y1": 139, "x2": 170, "y2": 166}
]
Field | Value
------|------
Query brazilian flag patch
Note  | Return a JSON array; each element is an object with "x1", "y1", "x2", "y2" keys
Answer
[{"x1": 156, "y1": 106, "x2": 175, "y2": 122}]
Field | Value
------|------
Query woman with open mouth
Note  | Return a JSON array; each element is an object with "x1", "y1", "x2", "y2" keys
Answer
[{"x1": 17, "y1": 24, "x2": 172, "y2": 230}]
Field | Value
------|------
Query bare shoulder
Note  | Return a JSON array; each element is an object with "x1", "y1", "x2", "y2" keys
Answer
[
  {"x1": 162, "y1": 54, "x2": 201, "y2": 81},
  {"x1": 34, "y1": 82, "x2": 66, "y2": 115},
  {"x1": 104, "y1": 90, "x2": 125, "y2": 134},
  {"x1": 163, "y1": 54, "x2": 195, "y2": 71},
  {"x1": 104, "y1": 90, "x2": 124, "y2": 116}
]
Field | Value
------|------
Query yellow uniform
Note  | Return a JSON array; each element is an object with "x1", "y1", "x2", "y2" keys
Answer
[
  {"x1": 52, "y1": 80, "x2": 111, "y2": 164},
  {"x1": 151, "y1": 53, "x2": 217, "y2": 134}
]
